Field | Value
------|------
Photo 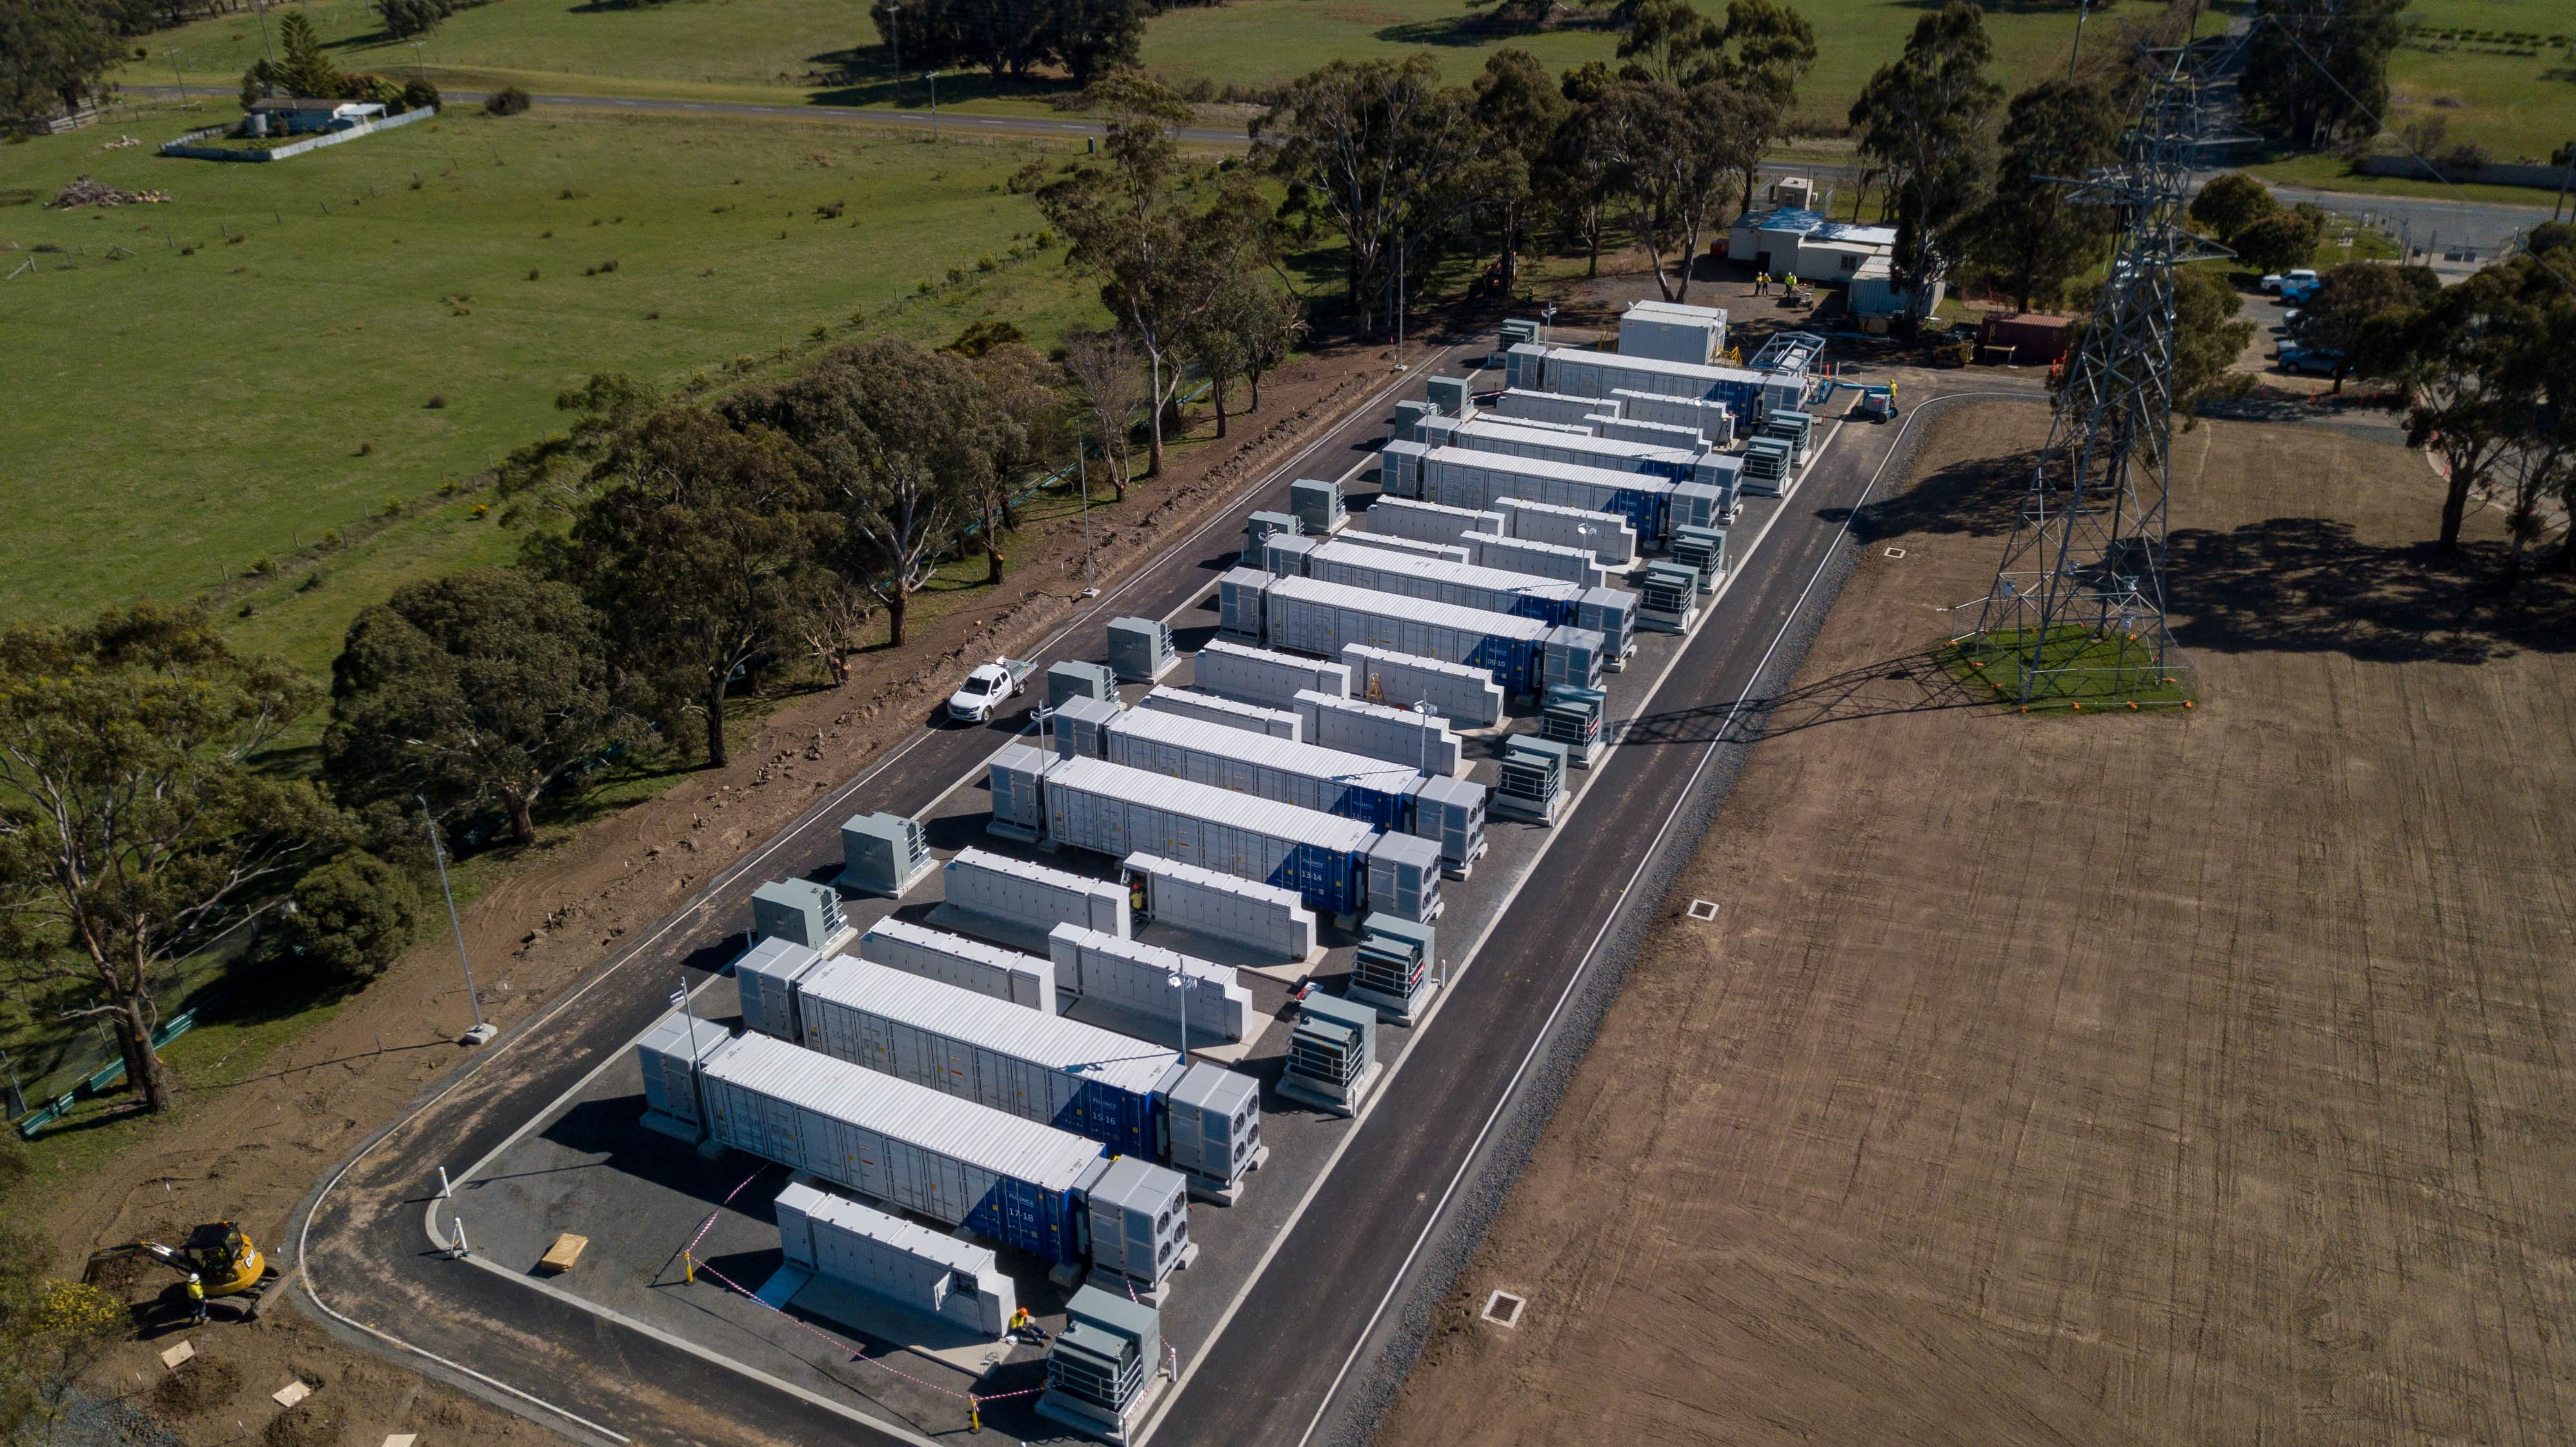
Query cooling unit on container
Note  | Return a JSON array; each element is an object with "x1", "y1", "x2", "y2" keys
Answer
[
  {"x1": 736, "y1": 936, "x2": 825, "y2": 1040},
  {"x1": 1122, "y1": 852, "x2": 1319, "y2": 964},
  {"x1": 1217, "y1": 566, "x2": 1273, "y2": 642},
  {"x1": 773, "y1": 1180, "x2": 1016, "y2": 1338},
  {"x1": 678, "y1": 1029, "x2": 1105, "y2": 1264},
  {"x1": 1038, "y1": 1286, "x2": 1163, "y2": 1439},
  {"x1": 1192, "y1": 639, "x2": 1351, "y2": 710},
  {"x1": 1364, "y1": 831, "x2": 1443, "y2": 925},
  {"x1": 1671, "y1": 525, "x2": 1728, "y2": 592},
  {"x1": 1293, "y1": 689, "x2": 1464, "y2": 777},
  {"x1": 1260, "y1": 532, "x2": 1321, "y2": 578},
  {"x1": 1638, "y1": 562, "x2": 1702, "y2": 633},
  {"x1": 1423, "y1": 375, "x2": 1473, "y2": 418},
  {"x1": 1349, "y1": 913, "x2": 1436, "y2": 1023},
  {"x1": 1046, "y1": 660, "x2": 1119, "y2": 714},
  {"x1": 636, "y1": 1007, "x2": 729, "y2": 1141},
  {"x1": 1138, "y1": 685, "x2": 1302, "y2": 742},
  {"x1": 1041, "y1": 756, "x2": 1379, "y2": 917},
  {"x1": 940, "y1": 846, "x2": 1125, "y2": 944},
  {"x1": 1672, "y1": 478, "x2": 1736, "y2": 536},
  {"x1": 1106, "y1": 616, "x2": 1178, "y2": 683},
  {"x1": 1278, "y1": 992, "x2": 1380, "y2": 1117},
  {"x1": 1762, "y1": 409, "x2": 1815, "y2": 464},
  {"x1": 1494, "y1": 734, "x2": 1571, "y2": 825},
  {"x1": 1498, "y1": 318, "x2": 1540, "y2": 348},
  {"x1": 1409, "y1": 773, "x2": 1487, "y2": 875},
  {"x1": 858, "y1": 915, "x2": 1059, "y2": 1013},
  {"x1": 1162, "y1": 1060, "x2": 1267, "y2": 1199},
  {"x1": 1577, "y1": 587, "x2": 1638, "y2": 669},
  {"x1": 1288, "y1": 478, "x2": 1346, "y2": 534},
  {"x1": 1051, "y1": 693, "x2": 1122, "y2": 761},
  {"x1": 987, "y1": 742, "x2": 1054, "y2": 841},
  {"x1": 1364, "y1": 496, "x2": 1504, "y2": 547},
  {"x1": 752, "y1": 878, "x2": 849, "y2": 950},
  {"x1": 1541, "y1": 684, "x2": 1606, "y2": 767},
  {"x1": 839, "y1": 811, "x2": 933, "y2": 899},
  {"x1": 1540, "y1": 625, "x2": 1609, "y2": 694},
  {"x1": 1082, "y1": 1153, "x2": 1198, "y2": 1295},
  {"x1": 1245, "y1": 510, "x2": 1300, "y2": 554}
]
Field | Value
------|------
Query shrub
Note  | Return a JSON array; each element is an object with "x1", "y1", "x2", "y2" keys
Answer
[
  {"x1": 488, "y1": 85, "x2": 533, "y2": 117},
  {"x1": 425, "y1": 394, "x2": 446, "y2": 409},
  {"x1": 402, "y1": 77, "x2": 442, "y2": 112},
  {"x1": 279, "y1": 853, "x2": 425, "y2": 987},
  {"x1": 320, "y1": 528, "x2": 343, "y2": 549},
  {"x1": 297, "y1": 571, "x2": 325, "y2": 591},
  {"x1": 357, "y1": 441, "x2": 376, "y2": 456},
  {"x1": 250, "y1": 555, "x2": 275, "y2": 576}
]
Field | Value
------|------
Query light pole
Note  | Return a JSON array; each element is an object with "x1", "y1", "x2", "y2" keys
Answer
[
  {"x1": 1393, "y1": 239, "x2": 1407, "y2": 370},
  {"x1": 412, "y1": 39, "x2": 427, "y2": 83},
  {"x1": 1168, "y1": 972, "x2": 1190, "y2": 1060},
  {"x1": 1413, "y1": 699, "x2": 1433, "y2": 777},
  {"x1": 926, "y1": 71, "x2": 939, "y2": 142},
  {"x1": 421, "y1": 797, "x2": 493, "y2": 1044},
  {"x1": 1076, "y1": 428, "x2": 1098, "y2": 597},
  {"x1": 2069, "y1": 0, "x2": 2090, "y2": 82},
  {"x1": 1540, "y1": 303, "x2": 1556, "y2": 348}
]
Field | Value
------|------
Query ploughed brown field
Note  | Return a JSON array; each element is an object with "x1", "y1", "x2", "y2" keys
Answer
[{"x1": 1378, "y1": 402, "x2": 2576, "y2": 1447}]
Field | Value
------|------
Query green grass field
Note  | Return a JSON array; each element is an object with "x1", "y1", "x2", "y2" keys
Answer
[{"x1": 0, "y1": 101, "x2": 1100, "y2": 662}]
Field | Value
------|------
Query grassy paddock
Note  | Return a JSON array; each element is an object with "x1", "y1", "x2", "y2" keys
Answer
[
  {"x1": 1942, "y1": 626, "x2": 2195, "y2": 712},
  {"x1": 0, "y1": 102, "x2": 1100, "y2": 652}
]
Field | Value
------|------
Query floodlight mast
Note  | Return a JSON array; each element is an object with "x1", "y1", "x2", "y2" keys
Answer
[{"x1": 1962, "y1": 26, "x2": 2261, "y2": 703}]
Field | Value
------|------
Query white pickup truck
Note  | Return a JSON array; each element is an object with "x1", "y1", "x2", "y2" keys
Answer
[{"x1": 946, "y1": 657, "x2": 1036, "y2": 724}]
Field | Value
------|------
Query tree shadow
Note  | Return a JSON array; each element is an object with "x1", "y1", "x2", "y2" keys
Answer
[
  {"x1": 1374, "y1": 17, "x2": 1509, "y2": 47},
  {"x1": 2168, "y1": 520, "x2": 2576, "y2": 663}
]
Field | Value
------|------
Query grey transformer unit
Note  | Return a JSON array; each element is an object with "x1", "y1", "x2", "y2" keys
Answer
[
  {"x1": 1106, "y1": 616, "x2": 1178, "y2": 683},
  {"x1": 751, "y1": 878, "x2": 847, "y2": 949},
  {"x1": 838, "y1": 811, "x2": 933, "y2": 898}
]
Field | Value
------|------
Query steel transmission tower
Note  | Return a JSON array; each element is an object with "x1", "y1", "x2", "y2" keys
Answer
[{"x1": 1962, "y1": 30, "x2": 2255, "y2": 703}]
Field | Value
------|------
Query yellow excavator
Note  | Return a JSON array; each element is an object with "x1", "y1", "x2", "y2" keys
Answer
[{"x1": 83, "y1": 1221, "x2": 285, "y2": 1319}]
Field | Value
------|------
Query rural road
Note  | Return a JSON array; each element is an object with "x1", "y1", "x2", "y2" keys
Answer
[{"x1": 285, "y1": 303, "x2": 2048, "y2": 1445}]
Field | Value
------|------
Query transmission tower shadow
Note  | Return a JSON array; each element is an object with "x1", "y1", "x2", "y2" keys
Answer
[{"x1": 1616, "y1": 649, "x2": 2002, "y2": 749}]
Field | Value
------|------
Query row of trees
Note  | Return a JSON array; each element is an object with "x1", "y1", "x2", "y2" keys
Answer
[{"x1": 864, "y1": 0, "x2": 1192, "y2": 88}]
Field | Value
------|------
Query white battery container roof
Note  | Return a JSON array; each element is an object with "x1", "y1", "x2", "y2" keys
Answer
[
  {"x1": 1045, "y1": 756, "x2": 1379, "y2": 853},
  {"x1": 1263, "y1": 575, "x2": 1553, "y2": 643},
  {"x1": 776, "y1": 1179, "x2": 998, "y2": 1278},
  {"x1": 1422, "y1": 445, "x2": 1679, "y2": 495},
  {"x1": 699, "y1": 1031, "x2": 1102, "y2": 1191},
  {"x1": 1311, "y1": 540, "x2": 1582, "y2": 603},
  {"x1": 796, "y1": 956, "x2": 1176, "y2": 1098},
  {"x1": 1454, "y1": 416, "x2": 1698, "y2": 466},
  {"x1": 1533, "y1": 344, "x2": 1766, "y2": 392},
  {"x1": 1109, "y1": 706, "x2": 1423, "y2": 794}
]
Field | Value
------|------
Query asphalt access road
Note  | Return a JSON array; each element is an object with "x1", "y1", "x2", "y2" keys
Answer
[{"x1": 287, "y1": 337, "x2": 1488, "y2": 1447}]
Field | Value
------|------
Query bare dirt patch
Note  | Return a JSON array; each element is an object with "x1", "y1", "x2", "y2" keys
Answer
[{"x1": 1378, "y1": 404, "x2": 2576, "y2": 1446}]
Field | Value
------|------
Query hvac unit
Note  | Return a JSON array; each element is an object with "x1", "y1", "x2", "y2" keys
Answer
[
  {"x1": 1106, "y1": 616, "x2": 1178, "y2": 683},
  {"x1": 839, "y1": 811, "x2": 933, "y2": 898},
  {"x1": 1278, "y1": 992, "x2": 1380, "y2": 1117},
  {"x1": 1671, "y1": 525, "x2": 1728, "y2": 592},
  {"x1": 1349, "y1": 913, "x2": 1436, "y2": 1023},
  {"x1": 1637, "y1": 562, "x2": 1700, "y2": 633},
  {"x1": 1493, "y1": 735, "x2": 1571, "y2": 825},
  {"x1": 1039, "y1": 1286, "x2": 1162, "y2": 1439},
  {"x1": 1540, "y1": 684, "x2": 1606, "y2": 767},
  {"x1": 1289, "y1": 478, "x2": 1346, "y2": 534},
  {"x1": 752, "y1": 878, "x2": 849, "y2": 947}
]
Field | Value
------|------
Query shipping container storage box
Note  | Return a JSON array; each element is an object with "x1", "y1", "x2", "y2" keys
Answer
[
  {"x1": 1265, "y1": 576, "x2": 1555, "y2": 698},
  {"x1": 1123, "y1": 851, "x2": 1320, "y2": 964},
  {"x1": 691, "y1": 1032, "x2": 1105, "y2": 1264},
  {"x1": 1046, "y1": 925, "x2": 1255, "y2": 1043},
  {"x1": 1041, "y1": 756, "x2": 1378, "y2": 917},
  {"x1": 1362, "y1": 496, "x2": 1505, "y2": 547},
  {"x1": 1191, "y1": 638, "x2": 1351, "y2": 710},
  {"x1": 1341, "y1": 643, "x2": 1507, "y2": 728},
  {"x1": 1102, "y1": 706, "x2": 1420, "y2": 829},
  {"x1": 1137, "y1": 685, "x2": 1302, "y2": 742},
  {"x1": 858, "y1": 915, "x2": 1060, "y2": 1013},
  {"x1": 1294, "y1": 690, "x2": 1464, "y2": 776},
  {"x1": 774, "y1": 1180, "x2": 1016, "y2": 1337},
  {"x1": 1305, "y1": 539, "x2": 1586, "y2": 628},
  {"x1": 941, "y1": 846, "x2": 1126, "y2": 942}
]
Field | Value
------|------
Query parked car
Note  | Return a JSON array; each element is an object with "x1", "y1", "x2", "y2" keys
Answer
[
  {"x1": 2277, "y1": 278, "x2": 2324, "y2": 306},
  {"x1": 2261, "y1": 268, "x2": 2319, "y2": 295},
  {"x1": 2275, "y1": 345, "x2": 2344, "y2": 376},
  {"x1": 946, "y1": 658, "x2": 1034, "y2": 724}
]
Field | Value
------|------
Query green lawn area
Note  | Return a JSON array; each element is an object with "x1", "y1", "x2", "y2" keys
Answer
[
  {"x1": 0, "y1": 100, "x2": 1102, "y2": 662},
  {"x1": 1942, "y1": 626, "x2": 2195, "y2": 711},
  {"x1": 2384, "y1": 0, "x2": 2576, "y2": 159}
]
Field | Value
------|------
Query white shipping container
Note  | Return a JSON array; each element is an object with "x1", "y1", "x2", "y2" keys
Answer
[
  {"x1": 694, "y1": 1032, "x2": 1102, "y2": 1235},
  {"x1": 1192, "y1": 639, "x2": 1350, "y2": 710},
  {"x1": 1618, "y1": 299, "x2": 1728, "y2": 366},
  {"x1": 1433, "y1": 415, "x2": 1698, "y2": 478},
  {"x1": 1363, "y1": 496, "x2": 1505, "y2": 547},
  {"x1": 860, "y1": 915, "x2": 1060, "y2": 1013},
  {"x1": 774, "y1": 1180, "x2": 1015, "y2": 1337},
  {"x1": 1498, "y1": 498, "x2": 1638, "y2": 567},
  {"x1": 1326, "y1": 530, "x2": 1468, "y2": 564},
  {"x1": 1138, "y1": 685, "x2": 1302, "y2": 741},
  {"x1": 1537, "y1": 345, "x2": 1764, "y2": 403},
  {"x1": 1123, "y1": 851, "x2": 1317, "y2": 962},
  {"x1": 1294, "y1": 690, "x2": 1464, "y2": 776},
  {"x1": 1491, "y1": 388, "x2": 1612, "y2": 427},
  {"x1": 1040, "y1": 757, "x2": 1377, "y2": 916},
  {"x1": 1103, "y1": 707, "x2": 1422, "y2": 827},
  {"x1": 1047, "y1": 924, "x2": 1254, "y2": 1043},
  {"x1": 1611, "y1": 389, "x2": 1733, "y2": 446},
  {"x1": 1261, "y1": 576, "x2": 1552, "y2": 698},
  {"x1": 1341, "y1": 643, "x2": 1507, "y2": 728},
  {"x1": 1217, "y1": 566, "x2": 1272, "y2": 641},
  {"x1": 941, "y1": 847, "x2": 1126, "y2": 942},
  {"x1": 796, "y1": 956, "x2": 1176, "y2": 1115},
  {"x1": 1589, "y1": 414, "x2": 1709, "y2": 452},
  {"x1": 1418, "y1": 447, "x2": 1677, "y2": 548},
  {"x1": 1465, "y1": 532, "x2": 1609, "y2": 589}
]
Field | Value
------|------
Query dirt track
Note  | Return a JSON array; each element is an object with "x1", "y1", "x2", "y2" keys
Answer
[{"x1": 1378, "y1": 403, "x2": 2576, "y2": 1446}]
